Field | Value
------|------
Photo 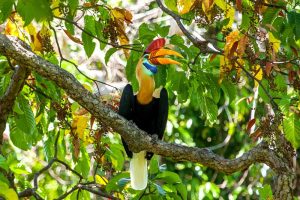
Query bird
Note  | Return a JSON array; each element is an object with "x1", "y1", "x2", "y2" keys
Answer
[{"x1": 118, "y1": 38, "x2": 182, "y2": 190}]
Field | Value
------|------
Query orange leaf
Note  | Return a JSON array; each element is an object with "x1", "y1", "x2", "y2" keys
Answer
[
  {"x1": 265, "y1": 62, "x2": 273, "y2": 77},
  {"x1": 288, "y1": 70, "x2": 296, "y2": 84},
  {"x1": 229, "y1": 41, "x2": 239, "y2": 58},
  {"x1": 210, "y1": 53, "x2": 217, "y2": 62},
  {"x1": 247, "y1": 119, "x2": 256, "y2": 132},
  {"x1": 250, "y1": 128, "x2": 263, "y2": 141},
  {"x1": 236, "y1": 0, "x2": 242, "y2": 12},
  {"x1": 291, "y1": 46, "x2": 298, "y2": 58},
  {"x1": 237, "y1": 36, "x2": 248, "y2": 56},
  {"x1": 63, "y1": 29, "x2": 83, "y2": 44}
]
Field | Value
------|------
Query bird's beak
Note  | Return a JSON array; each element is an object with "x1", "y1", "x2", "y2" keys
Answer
[{"x1": 149, "y1": 48, "x2": 183, "y2": 65}]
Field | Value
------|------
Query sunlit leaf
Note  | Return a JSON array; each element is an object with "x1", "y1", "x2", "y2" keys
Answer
[
  {"x1": 253, "y1": 64, "x2": 263, "y2": 87},
  {"x1": 269, "y1": 32, "x2": 280, "y2": 53},
  {"x1": 283, "y1": 113, "x2": 300, "y2": 149},
  {"x1": 177, "y1": 0, "x2": 196, "y2": 15},
  {"x1": 0, "y1": 182, "x2": 18, "y2": 200}
]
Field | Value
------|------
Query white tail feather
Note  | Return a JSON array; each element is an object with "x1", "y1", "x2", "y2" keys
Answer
[{"x1": 130, "y1": 151, "x2": 148, "y2": 190}]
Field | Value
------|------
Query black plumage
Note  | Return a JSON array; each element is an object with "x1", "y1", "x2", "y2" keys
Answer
[{"x1": 118, "y1": 84, "x2": 168, "y2": 160}]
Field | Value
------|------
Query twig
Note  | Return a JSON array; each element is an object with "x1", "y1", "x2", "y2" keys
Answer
[
  {"x1": 0, "y1": 65, "x2": 29, "y2": 145},
  {"x1": 156, "y1": 0, "x2": 222, "y2": 54},
  {"x1": 54, "y1": 16, "x2": 143, "y2": 52},
  {"x1": 235, "y1": 60, "x2": 278, "y2": 111},
  {"x1": 48, "y1": 23, "x2": 118, "y2": 92}
]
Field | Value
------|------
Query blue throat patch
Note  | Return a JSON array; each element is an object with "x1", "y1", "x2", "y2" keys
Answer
[{"x1": 142, "y1": 58, "x2": 157, "y2": 75}]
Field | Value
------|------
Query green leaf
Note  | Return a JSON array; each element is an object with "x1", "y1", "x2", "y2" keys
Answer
[
  {"x1": 168, "y1": 69, "x2": 188, "y2": 103},
  {"x1": 0, "y1": 155, "x2": 9, "y2": 172},
  {"x1": 176, "y1": 183, "x2": 187, "y2": 200},
  {"x1": 14, "y1": 95, "x2": 36, "y2": 135},
  {"x1": 126, "y1": 50, "x2": 142, "y2": 92},
  {"x1": 139, "y1": 23, "x2": 156, "y2": 44},
  {"x1": 82, "y1": 16, "x2": 96, "y2": 57},
  {"x1": 106, "y1": 172, "x2": 130, "y2": 192},
  {"x1": 82, "y1": 32, "x2": 96, "y2": 58},
  {"x1": 75, "y1": 147, "x2": 90, "y2": 178},
  {"x1": 9, "y1": 163, "x2": 31, "y2": 175},
  {"x1": 0, "y1": 181, "x2": 18, "y2": 200},
  {"x1": 283, "y1": 113, "x2": 300, "y2": 149},
  {"x1": 221, "y1": 80, "x2": 236, "y2": 103},
  {"x1": 258, "y1": 184, "x2": 273, "y2": 200},
  {"x1": 34, "y1": 72, "x2": 61, "y2": 100},
  {"x1": 0, "y1": 0, "x2": 14, "y2": 23},
  {"x1": 154, "y1": 66, "x2": 167, "y2": 88},
  {"x1": 240, "y1": 13, "x2": 250, "y2": 31},
  {"x1": 155, "y1": 171, "x2": 182, "y2": 184},
  {"x1": 17, "y1": 0, "x2": 52, "y2": 25},
  {"x1": 68, "y1": 0, "x2": 79, "y2": 15},
  {"x1": 155, "y1": 24, "x2": 170, "y2": 38},
  {"x1": 44, "y1": 135, "x2": 55, "y2": 162},
  {"x1": 262, "y1": 8, "x2": 279, "y2": 25},
  {"x1": 84, "y1": 15, "x2": 96, "y2": 35},
  {"x1": 108, "y1": 144, "x2": 125, "y2": 171},
  {"x1": 190, "y1": 79, "x2": 218, "y2": 126},
  {"x1": 165, "y1": 0, "x2": 178, "y2": 12},
  {"x1": 149, "y1": 156, "x2": 159, "y2": 175},
  {"x1": 105, "y1": 48, "x2": 118, "y2": 65},
  {"x1": 0, "y1": 73, "x2": 11, "y2": 96}
]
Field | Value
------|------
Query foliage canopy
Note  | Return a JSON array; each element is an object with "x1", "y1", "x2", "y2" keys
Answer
[{"x1": 0, "y1": 0, "x2": 299, "y2": 199}]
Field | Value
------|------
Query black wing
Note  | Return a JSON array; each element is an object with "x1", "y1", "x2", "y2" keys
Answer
[
  {"x1": 118, "y1": 84, "x2": 135, "y2": 158},
  {"x1": 156, "y1": 88, "x2": 168, "y2": 140},
  {"x1": 146, "y1": 88, "x2": 168, "y2": 160}
]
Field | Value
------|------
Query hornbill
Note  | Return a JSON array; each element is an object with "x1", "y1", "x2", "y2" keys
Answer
[{"x1": 118, "y1": 38, "x2": 182, "y2": 190}]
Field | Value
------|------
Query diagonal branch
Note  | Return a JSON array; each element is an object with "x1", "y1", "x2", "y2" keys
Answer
[
  {"x1": 156, "y1": 0, "x2": 222, "y2": 54},
  {"x1": 0, "y1": 64, "x2": 29, "y2": 145},
  {"x1": 0, "y1": 34, "x2": 286, "y2": 175}
]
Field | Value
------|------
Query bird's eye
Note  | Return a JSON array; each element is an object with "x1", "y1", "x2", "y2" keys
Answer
[{"x1": 143, "y1": 54, "x2": 149, "y2": 59}]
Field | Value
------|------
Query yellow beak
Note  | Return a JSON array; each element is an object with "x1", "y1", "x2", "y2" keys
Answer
[{"x1": 149, "y1": 48, "x2": 183, "y2": 65}]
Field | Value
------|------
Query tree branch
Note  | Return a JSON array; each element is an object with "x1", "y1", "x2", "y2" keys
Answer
[
  {"x1": 0, "y1": 64, "x2": 29, "y2": 145},
  {"x1": 0, "y1": 34, "x2": 287, "y2": 176}
]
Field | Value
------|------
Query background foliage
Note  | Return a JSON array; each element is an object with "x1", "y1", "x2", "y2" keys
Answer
[{"x1": 0, "y1": 0, "x2": 300, "y2": 199}]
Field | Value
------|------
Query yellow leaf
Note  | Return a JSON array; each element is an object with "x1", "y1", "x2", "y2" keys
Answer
[
  {"x1": 202, "y1": 0, "x2": 214, "y2": 13},
  {"x1": 95, "y1": 175, "x2": 108, "y2": 185},
  {"x1": 51, "y1": 0, "x2": 62, "y2": 17},
  {"x1": 202, "y1": 0, "x2": 214, "y2": 20},
  {"x1": 26, "y1": 23, "x2": 42, "y2": 52},
  {"x1": 225, "y1": 6, "x2": 235, "y2": 29},
  {"x1": 177, "y1": 0, "x2": 196, "y2": 15},
  {"x1": 5, "y1": 19, "x2": 19, "y2": 37},
  {"x1": 215, "y1": 0, "x2": 227, "y2": 10},
  {"x1": 224, "y1": 30, "x2": 240, "y2": 57},
  {"x1": 4, "y1": 13, "x2": 24, "y2": 40},
  {"x1": 0, "y1": 182, "x2": 18, "y2": 200},
  {"x1": 253, "y1": 64, "x2": 263, "y2": 87},
  {"x1": 269, "y1": 32, "x2": 280, "y2": 53},
  {"x1": 110, "y1": 8, "x2": 132, "y2": 58},
  {"x1": 72, "y1": 115, "x2": 89, "y2": 139}
]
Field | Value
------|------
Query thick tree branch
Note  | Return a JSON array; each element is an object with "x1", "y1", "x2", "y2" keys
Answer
[
  {"x1": 0, "y1": 63, "x2": 29, "y2": 145},
  {"x1": 0, "y1": 34, "x2": 287, "y2": 176}
]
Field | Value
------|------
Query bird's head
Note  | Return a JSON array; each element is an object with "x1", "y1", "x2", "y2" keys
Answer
[{"x1": 140, "y1": 38, "x2": 183, "y2": 76}]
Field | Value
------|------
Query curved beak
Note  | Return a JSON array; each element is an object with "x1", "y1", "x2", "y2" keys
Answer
[{"x1": 149, "y1": 48, "x2": 183, "y2": 65}]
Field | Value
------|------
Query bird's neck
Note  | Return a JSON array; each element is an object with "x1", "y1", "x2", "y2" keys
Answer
[{"x1": 136, "y1": 61, "x2": 155, "y2": 105}]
